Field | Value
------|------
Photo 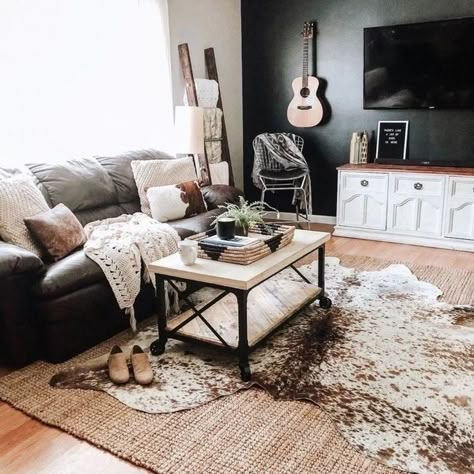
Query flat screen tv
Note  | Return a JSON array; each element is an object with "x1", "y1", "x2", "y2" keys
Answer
[{"x1": 364, "y1": 18, "x2": 474, "y2": 110}]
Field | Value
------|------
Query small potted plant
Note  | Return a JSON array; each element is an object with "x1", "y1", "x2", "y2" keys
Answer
[{"x1": 213, "y1": 196, "x2": 279, "y2": 236}]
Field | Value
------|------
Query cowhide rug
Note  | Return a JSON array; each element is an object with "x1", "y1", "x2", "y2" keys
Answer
[{"x1": 51, "y1": 258, "x2": 474, "y2": 474}]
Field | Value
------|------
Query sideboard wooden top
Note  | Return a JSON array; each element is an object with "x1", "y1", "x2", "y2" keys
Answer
[{"x1": 337, "y1": 163, "x2": 474, "y2": 176}]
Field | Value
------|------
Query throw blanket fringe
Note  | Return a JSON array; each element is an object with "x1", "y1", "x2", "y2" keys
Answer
[
  {"x1": 84, "y1": 213, "x2": 181, "y2": 331},
  {"x1": 124, "y1": 307, "x2": 137, "y2": 333}
]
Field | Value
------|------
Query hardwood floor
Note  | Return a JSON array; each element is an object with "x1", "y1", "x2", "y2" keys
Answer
[
  {"x1": 324, "y1": 229, "x2": 474, "y2": 271},
  {"x1": 0, "y1": 230, "x2": 472, "y2": 473},
  {"x1": 0, "y1": 404, "x2": 148, "y2": 474}
]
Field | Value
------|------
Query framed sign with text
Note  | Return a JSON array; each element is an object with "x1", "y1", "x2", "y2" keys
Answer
[{"x1": 376, "y1": 121, "x2": 409, "y2": 161}]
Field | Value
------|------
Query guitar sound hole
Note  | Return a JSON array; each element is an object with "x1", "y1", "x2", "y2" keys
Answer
[{"x1": 300, "y1": 87, "x2": 310, "y2": 98}]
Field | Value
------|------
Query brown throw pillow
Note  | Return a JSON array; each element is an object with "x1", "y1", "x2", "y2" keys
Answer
[
  {"x1": 24, "y1": 203, "x2": 87, "y2": 261},
  {"x1": 147, "y1": 180, "x2": 208, "y2": 222}
]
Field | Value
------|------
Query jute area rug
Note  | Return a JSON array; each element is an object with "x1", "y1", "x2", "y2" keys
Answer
[{"x1": 0, "y1": 255, "x2": 472, "y2": 474}]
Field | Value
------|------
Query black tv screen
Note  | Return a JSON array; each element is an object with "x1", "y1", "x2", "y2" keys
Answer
[{"x1": 364, "y1": 18, "x2": 474, "y2": 109}]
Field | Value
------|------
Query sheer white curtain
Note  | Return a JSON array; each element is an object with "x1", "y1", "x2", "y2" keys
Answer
[{"x1": 0, "y1": 0, "x2": 173, "y2": 167}]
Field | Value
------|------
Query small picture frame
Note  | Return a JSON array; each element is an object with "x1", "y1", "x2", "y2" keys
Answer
[{"x1": 376, "y1": 121, "x2": 409, "y2": 162}]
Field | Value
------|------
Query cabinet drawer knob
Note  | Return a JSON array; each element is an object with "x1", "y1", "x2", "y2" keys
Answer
[
  {"x1": 414, "y1": 182, "x2": 423, "y2": 191},
  {"x1": 360, "y1": 179, "x2": 369, "y2": 187}
]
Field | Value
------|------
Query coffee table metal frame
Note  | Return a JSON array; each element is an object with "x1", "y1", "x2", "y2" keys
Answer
[{"x1": 150, "y1": 244, "x2": 332, "y2": 381}]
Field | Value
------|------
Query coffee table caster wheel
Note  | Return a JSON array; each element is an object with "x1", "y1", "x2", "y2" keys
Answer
[
  {"x1": 150, "y1": 340, "x2": 166, "y2": 356},
  {"x1": 240, "y1": 364, "x2": 251, "y2": 382},
  {"x1": 319, "y1": 296, "x2": 332, "y2": 309}
]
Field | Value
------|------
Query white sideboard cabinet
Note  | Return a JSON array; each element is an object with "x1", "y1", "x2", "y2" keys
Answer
[{"x1": 335, "y1": 164, "x2": 474, "y2": 252}]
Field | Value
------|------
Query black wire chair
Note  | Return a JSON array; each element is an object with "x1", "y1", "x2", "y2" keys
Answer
[{"x1": 252, "y1": 133, "x2": 310, "y2": 225}]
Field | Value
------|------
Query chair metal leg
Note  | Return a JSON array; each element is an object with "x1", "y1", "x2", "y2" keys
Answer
[
  {"x1": 301, "y1": 188, "x2": 310, "y2": 229},
  {"x1": 259, "y1": 176, "x2": 268, "y2": 207},
  {"x1": 257, "y1": 172, "x2": 312, "y2": 227}
]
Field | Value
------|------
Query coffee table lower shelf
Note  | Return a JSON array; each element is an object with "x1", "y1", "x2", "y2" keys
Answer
[{"x1": 167, "y1": 279, "x2": 320, "y2": 350}]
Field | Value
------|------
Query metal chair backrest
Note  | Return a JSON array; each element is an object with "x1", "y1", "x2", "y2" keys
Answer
[{"x1": 252, "y1": 133, "x2": 304, "y2": 171}]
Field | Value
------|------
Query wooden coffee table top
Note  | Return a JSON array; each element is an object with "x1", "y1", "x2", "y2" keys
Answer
[{"x1": 148, "y1": 229, "x2": 331, "y2": 290}]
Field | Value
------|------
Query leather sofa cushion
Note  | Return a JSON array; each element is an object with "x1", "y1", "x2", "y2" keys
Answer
[
  {"x1": 74, "y1": 204, "x2": 132, "y2": 227},
  {"x1": 120, "y1": 201, "x2": 141, "y2": 215},
  {"x1": 33, "y1": 249, "x2": 104, "y2": 299},
  {"x1": 27, "y1": 158, "x2": 118, "y2": 212},
  {"x1": 73, "y1": 201, "x2": 141, "y2": 227},
  {"x1": 170, "y1": 209, "x2": 223, "y2": 239},
  {"x1": 97, "y1": 150, "x2": 174, "y2": 203},
  {"x1": 201, "y1": 185, "x2": 244, "y2": 210}
]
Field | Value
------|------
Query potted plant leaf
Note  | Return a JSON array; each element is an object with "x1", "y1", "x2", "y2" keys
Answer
[{"x1": 212, "y1": 196, "x2": 279, "y2": 236}]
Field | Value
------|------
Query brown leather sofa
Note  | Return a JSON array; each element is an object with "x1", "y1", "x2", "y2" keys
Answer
[{"x1": 0, "y1": 149, "x2": 242, "y2": 366}]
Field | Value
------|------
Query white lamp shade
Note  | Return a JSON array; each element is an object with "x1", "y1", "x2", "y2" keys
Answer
[{"x1": 174, "y1": 106, "x2": 205, "y2": 155}]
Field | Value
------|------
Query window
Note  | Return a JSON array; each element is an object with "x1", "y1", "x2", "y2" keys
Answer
[{"x1": 0, "y1": 0, "x2": 173, "y2": 167}]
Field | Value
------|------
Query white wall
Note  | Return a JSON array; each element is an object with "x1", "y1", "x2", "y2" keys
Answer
[{"x1": 167, "y1": 0, "x2": 243, "y2": 189}]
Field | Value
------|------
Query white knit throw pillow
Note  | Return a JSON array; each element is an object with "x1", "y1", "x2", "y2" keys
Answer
[
  {"x1": 0, "y1": 176, "x2": 50, "y2": 255},
  {"x1": 131, "y1": 157, "x2": 197, "y2": 216}
]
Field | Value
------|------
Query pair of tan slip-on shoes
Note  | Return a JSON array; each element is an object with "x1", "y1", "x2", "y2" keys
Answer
[{"x1": 107, "y1": 345, "x2": 154, "y2": 385}]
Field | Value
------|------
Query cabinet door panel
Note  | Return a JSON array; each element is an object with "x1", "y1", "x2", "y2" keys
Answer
[
  {"x1": 339, "y1": 192, "x2": 387, "y2": 229},
  {"x1": 365, "y1": 194, "x2": 388, "y2": 229},
  {"x1": 444, "y1": 177, "x2": 474, "y2": 240},
  {"x1": 389, "y1": 197, "x2": 418, "y2": 231},
  {"x1": 338, "y1": 172, "x2": 388, "y2": 230},
  {"x1": 387, "y1": 174, "x2": 445, "y2": 236},
  {"x1": 339, "y1": 193, "x2": 366, "y2": 227},
  {"x1": 418, "y1": 198, "x2": 443, "y2": 234},
  {"x1": 389, "y1": 197, "x2": 443, "y2": 236},
  {"x1": 445, "y1": 202, "x2": 474, "y2": 240}
]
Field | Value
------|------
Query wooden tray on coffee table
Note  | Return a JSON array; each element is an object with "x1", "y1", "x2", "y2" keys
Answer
[{"x1": 187, "y1": 223, "x2": 295, "y2": 265}]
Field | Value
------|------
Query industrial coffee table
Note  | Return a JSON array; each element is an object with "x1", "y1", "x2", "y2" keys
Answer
[{"x1": 148, "y1": 229, "x2": 332, "y2": 381}]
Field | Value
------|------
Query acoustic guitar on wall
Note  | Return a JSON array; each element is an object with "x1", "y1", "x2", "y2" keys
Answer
[{"x1": 287, "y1": 21, "x2": 323, "y2": 128}]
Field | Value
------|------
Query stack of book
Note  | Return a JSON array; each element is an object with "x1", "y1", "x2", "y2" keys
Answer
[{"x1": 199, "y1": 235, "x2": 259, "y2": 248}]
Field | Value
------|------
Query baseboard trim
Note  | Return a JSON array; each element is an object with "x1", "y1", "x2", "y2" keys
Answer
[
  {"x1": 333, "y1": 226, "x2": 474, "y2": 253},
  {"x1": 267, "y1": 212, "x2": 336, "y2": 225}
]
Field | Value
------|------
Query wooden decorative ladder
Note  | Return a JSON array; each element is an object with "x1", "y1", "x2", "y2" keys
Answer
[{"x1": 178, "y1": 43, "x2": 234, "y2": 186}]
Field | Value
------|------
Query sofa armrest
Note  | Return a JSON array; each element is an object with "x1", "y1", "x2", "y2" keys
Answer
[
  {"x1": 0, "y1": 242, "x2": 44, "y2": 366},
  {"x1": 201, "y1": 185, "x2": 244, "y2": 210},
  {"x1": 0, "y1": 241, "x2": 45, "y2": 279}
]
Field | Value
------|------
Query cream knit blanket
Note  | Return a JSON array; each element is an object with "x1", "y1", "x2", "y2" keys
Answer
[{"x1": 84, "y1": 213, "x2": 180, "y2": 331}]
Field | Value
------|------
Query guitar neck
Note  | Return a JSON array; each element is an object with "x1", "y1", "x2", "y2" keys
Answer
[{"x1": 302, "y1": 38, "x2": 309, "y2": 88}]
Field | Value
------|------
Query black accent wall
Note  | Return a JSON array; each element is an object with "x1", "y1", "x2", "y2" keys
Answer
[{"x1": 241, "y1": 0, "x2": 474, "y2": 216}]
